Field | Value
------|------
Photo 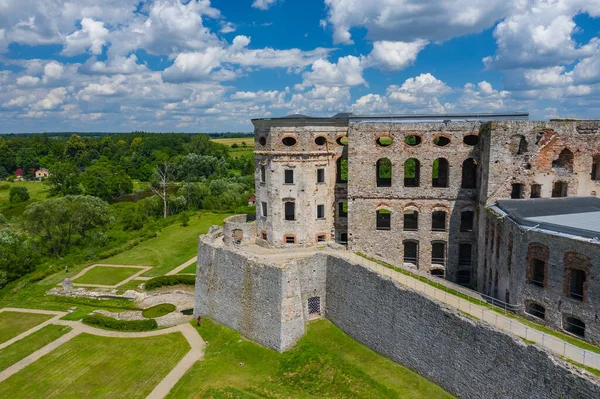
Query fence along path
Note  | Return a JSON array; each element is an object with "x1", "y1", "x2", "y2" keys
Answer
[{"x1": 336, "y1": 251, "x2": 600, "y2": 371}]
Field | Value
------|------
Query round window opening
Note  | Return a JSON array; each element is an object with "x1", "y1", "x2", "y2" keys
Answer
[
  {"x1": 405, "y1": 135, "x2": 421, "y2": 146},
  {"x1": 314, "y1": 136, "x2": 327, "y2": 146},
  {"x1": 258, "y1": 137, "x2": 267, "y2": 146},
  {"x1": 376, "y1": 136, "x2": 393, "y2": 147},
  {"x1": 463, "y1": 135, "x2": 479, "y2": 146},
  {"x1": 336, "y1": 136, "x2": 348, "y2": 146},
  {"x1": 433, "y1": 136, "x2": 451, "y2": 147},
  {"x1": 282, "y1": 136, "x2": 297, "y2": 146}
]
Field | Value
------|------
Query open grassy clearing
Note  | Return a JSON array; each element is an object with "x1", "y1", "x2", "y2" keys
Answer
[
  {"x1": 0, "y1": 311, "x2": 54, "y2": 344},
  {"x1": 0, "y1": 324, "x2": 71, "y2": 372},
  {"x1": 167, "y1": 318, "x2": 454, "y2": 399},
  {"x1": 0, "y1": 332, "x2": 190, "y2": 399},
  {"x1": 103, "y1": 213, "x2": 231, "y2": 277},
  {"x1": 210, "y1": 137, "x2": 254, "y2": 147},
  {"x1": 0, "y1": 181, "x2": 51, "y2": 219},
  {"x1": 73, "y1": 266, "x2": 142, "y2": 286}
]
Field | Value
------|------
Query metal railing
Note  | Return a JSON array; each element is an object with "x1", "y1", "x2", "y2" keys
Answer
[{"x1": 340, "y1": 251, "x2": 600, "y2": 371}]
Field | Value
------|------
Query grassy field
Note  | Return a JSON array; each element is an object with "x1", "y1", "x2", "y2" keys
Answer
[
  {"x1": 211, "y1": 137, "x2": 254, "y2": 158},
  {"x1": 167, "y1": 318, "x2": 454, "y2": 398},
  {"x1": 73, "y1": 266, "x2": 143, "y2": 286},
  {"x1": 176, "y1": 263, "x2": 196, "y2": 275},
  {"x1": 0, "y1": 325, "x2": 71, "y2": 372},
  {"x1": 0, "y1": 181, "x2": 50, "y2": 219},
  {"x1": 142, "y1": 304, "x2": 176, "y2": 318},
  {"x1": 0, "y1": 332, "x2": 190, "y2": 399},
  {"x1": 104, "y1": 213, "x2": 231, "y2": 277},
  {"x1": 0, "y1": 311, "x2": 54, "y2": 344}
]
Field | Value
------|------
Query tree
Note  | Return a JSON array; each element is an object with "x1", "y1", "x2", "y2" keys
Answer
[
  {"x1": 81, "y1": 160, "x2": 133, "y2": 201},
  {"x1": 16, "y1": 147, "x2": 39, "y2": 176},
  {"x1": 0, "y1": 212, "x2": 7, "y2": 228},
  {"x1": 150, "y1": 162, "x2": 176, "y2": 219},
  {"x1": 23, "y1": 195, "x2": 110, "y2": 257},
  {"x1": 0, "y1": 229, "x2": 38, "y2": 288},
  {"x1": 9, "y1": 186, "x2": 30, "y2": 204},
  {"x1": 46, "y1": 161, "x2": 81, "y2": 196}
]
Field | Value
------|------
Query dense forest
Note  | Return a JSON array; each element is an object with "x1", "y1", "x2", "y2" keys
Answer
[{"x1": 0, "y1": 132, "x2": 255, "y2": 288}]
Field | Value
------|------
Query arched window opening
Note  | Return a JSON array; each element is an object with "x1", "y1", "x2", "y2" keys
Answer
[
  {"x1": 376, "y1": 136, "x2": 393, "y2": 146},
  {"x1": 432, "y1": 158, "x2": 449, "y2": 188},
  {"x1": 376, "y1": 209, "x2": 391, "y2": 230},
  {"x1": 376, "y1": 158, "x2": 392, "y2": 187},
  {"x1": 403, "y1": 241, "x2": 418, "y2": 267},
  {"x1": 530, "y1": 184, "x2": 541, "y2": 198},
  {"x1": 404, "y1": 158, "x2": 420, "y2": 187},
  {"x1": 433, "y1": 136, "x2": 450, "y2": 147},
  {"x1": 527, "y1": 243, "x2": 548, "y2": 288},
  {"x1": 460, "y1": 211, "x2": 474, "y2": 232},
  {"x1": 568, "y1": 269, "x2": 586, "y2": 301},
  {"x1": 336, "y1": 156, "x2": 348, "y2": 183},
  {"x1": 552, "y1": 181, "x2": 568, "y2": 197},
  {"x1": 431, "y1": 211, "x2": 446, "y2": 231},
  {"x1": 403, "y1": 209, "x2": 418, "y2": 231},
  {"x1": 564, "y1": 316, "x2": 585, "y2": 338},
  {"x1": 232, "y1": 229, "x2": 243, "y2": 244},
  {"x1": 526, "y1": 303, "x2": 546, "y2": 320},
  {"x1": 461, "y1": 158, "x2": 477, "y2": 189},
  {"x1": 552, "y1": 148, "x2": 574, "y2": 171},
  {"x1": 510, "y1": 135, "x2": 528, "y2": 154},
  {"x1": 592, "y1": 155, "x2": 600, "y2": 180},
  {"x1": 463, "y1": 135, "x2": 479, "y2": 146},
  {"x1": 284, "y1": 201, "x2": 296, "y2": 221},
  {"x1": 511, "y1": 183, "x2": 525, "y2": 199},
  {"x1": 405, "y1": 135, "x2": 421, "y2": 146},
  {"x1": 459, "y1": 244, "x2": 472, "y2": 268},
  {"x1": 431, "y1": 242, "x2": 446, "y2": 267}
]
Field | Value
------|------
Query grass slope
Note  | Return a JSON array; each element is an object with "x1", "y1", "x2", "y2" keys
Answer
[
  {"x1": 73, "y1": 266, "x2": 141, "y2": 286},
  {"x1": 167, "y1": 319, "x2": 455, "y2": 399},
  {"x1": 0, "y1": 311, "x2": 53, "y2": 344},
  {"x1": 0, "y1": 325, "x2": 72, "y2": 372},
  {"x1": 0, "y1": 332, "x2": 190, "y2": 399},
  {"x1": 103, "y1": 213, "x2": 231, "y2": 277},
  {"x1": 142, "y1": 304, "x2": 176, "y2": 318},
  {"x1": 176, "y1": 263, "x2": 196, "y2": 275}
]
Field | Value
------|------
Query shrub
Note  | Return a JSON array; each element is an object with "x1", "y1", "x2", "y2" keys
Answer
[
  {"x1": 82, "y1": 313, "x2": 158, "y2": 331},
  {"x1": 9, "y1": 186, "x2": 30, "y2": 204},
  {"x1": 145, "y1": 275, "x2": 195, "y2": 291}
]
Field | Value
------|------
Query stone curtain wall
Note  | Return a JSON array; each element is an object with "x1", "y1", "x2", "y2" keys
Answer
[
  {"x1": 195, "y1": 232, "x2": 329, "y2": 351},
  {"x1": 326, "y1": 256, "x2": 600, "y2": 399}
]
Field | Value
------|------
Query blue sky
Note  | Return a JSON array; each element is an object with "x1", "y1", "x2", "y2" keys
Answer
[{"x1": 0, "y1": 0, "x2": 599, "y2": 133}]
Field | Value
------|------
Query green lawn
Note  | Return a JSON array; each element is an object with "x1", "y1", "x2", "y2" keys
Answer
[
  {"x1": 176, "y1": 263, "x2": 196, "y2": 275},
  {"x1": 0, "y1": 325, "x2": 71, "y2": 372},
  {"x1": 167, "y1": 318, "x2": 454, "y2": 399},
  {"x1": 0, "y1": 332, "x2": 190, "y2": 399},
  {"x1": 0, "y1": 311, "x2": 54, "y2": 344},
  {"x1": 103, "y1": 213, "x2": 231, "y2": 277},
  {"x1": 73, "y1": 266, "x2": 143, "y2": 286},
  {"x1": 142, "y1": 304, "x2": 176, "y2": 318}
]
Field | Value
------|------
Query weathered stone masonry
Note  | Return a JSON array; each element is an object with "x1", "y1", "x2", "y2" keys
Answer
[{"x1": 195, "y1": 231, "x2": 600, "y2": 398}]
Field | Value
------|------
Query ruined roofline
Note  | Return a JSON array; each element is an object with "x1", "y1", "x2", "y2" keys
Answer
[{"x1": 251, "y1": 111, "x2": 529, "y2": 126}]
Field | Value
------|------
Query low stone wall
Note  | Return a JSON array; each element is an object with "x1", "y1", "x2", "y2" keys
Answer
[
  {"x1": 326, "y1": 256, "x2": 600, "y2": 399},
  {"x1": 223, "y1": 214, "x2": 257, "y2": 246}
]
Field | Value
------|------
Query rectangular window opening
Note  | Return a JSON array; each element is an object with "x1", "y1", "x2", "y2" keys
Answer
[
  {"x1": 338, "y1": 202, "x2": 348, "y2": 218},
  {"x1": 530, "y1": 184, "x2": 542, "y2": 198},
  {"x1": 317, "y1": 168, "x2": 325, "y2": 183},
  {"x1": 284, "y1": 169, "x2": 294, "y2": 184},
  {"x1": 568, "y1": 269, "x2": 586, "y2": 301},
  {"x1": 317, "y1": 204, "x2": 325, "y2": 219},
  {"x1": 285, "y1": 235, "x2": 296, "y2": 244},
  {"x1": 261, "y1": 202, "x2": 268, "y2": 218}
]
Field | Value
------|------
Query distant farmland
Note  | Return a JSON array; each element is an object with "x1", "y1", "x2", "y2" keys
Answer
[{"x1": 211, "y1": 137, "x2": 254, "y2": 158}]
